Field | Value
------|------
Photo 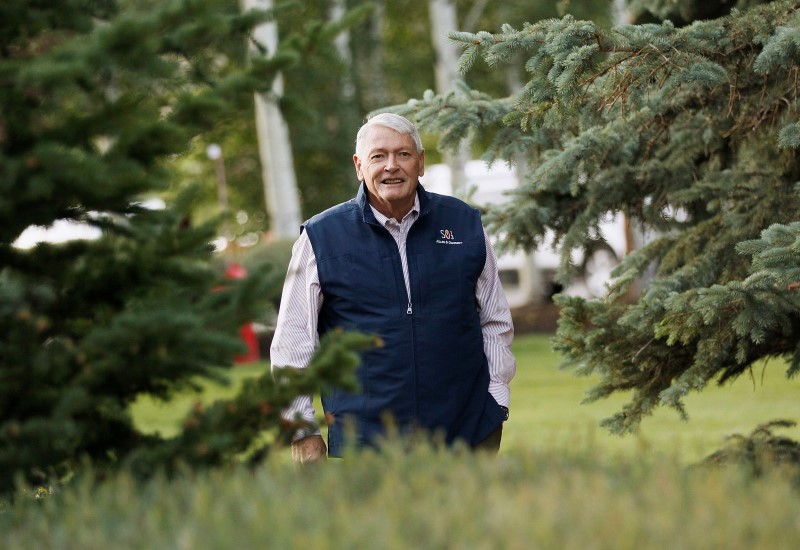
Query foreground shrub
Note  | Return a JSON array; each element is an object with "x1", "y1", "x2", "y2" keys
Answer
[{"x1": 3, "y1": 444, "x2": 800, "y2": 549}]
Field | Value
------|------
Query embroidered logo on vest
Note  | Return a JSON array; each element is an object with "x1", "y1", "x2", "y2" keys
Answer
[{"x1": 436, "y1": 229, "x2": 463, "y2": 245}]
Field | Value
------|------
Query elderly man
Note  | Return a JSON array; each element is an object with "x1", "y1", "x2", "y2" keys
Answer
[{"x1": 270, "y1": 113, "x2": 516, "y2": 462}]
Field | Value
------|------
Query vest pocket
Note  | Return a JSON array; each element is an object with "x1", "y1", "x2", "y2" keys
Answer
[
  {"x1": 413, "y1": 243, "x2": 484, "y2": 317},
  {"x1": 319, "y1": 252, "x2": 401, "y2": 316}
]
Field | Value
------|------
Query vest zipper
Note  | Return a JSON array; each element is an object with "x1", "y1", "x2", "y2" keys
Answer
[{"x1": 407, "y1": 302, "x2": 413, "y2": 315}]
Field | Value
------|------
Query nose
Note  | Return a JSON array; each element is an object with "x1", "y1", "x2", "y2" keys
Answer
[{"x1": 384, "y1": 154, "x2": 399, "y2": 170}]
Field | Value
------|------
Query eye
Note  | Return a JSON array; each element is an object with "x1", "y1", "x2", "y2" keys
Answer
[{"x1": 370, "y1": 153, "x2": 384, "y2": 160}]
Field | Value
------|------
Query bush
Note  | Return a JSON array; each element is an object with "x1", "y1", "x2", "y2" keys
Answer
[{"x1": 3, "y1": 444, "x2": 800, "y2": 549}]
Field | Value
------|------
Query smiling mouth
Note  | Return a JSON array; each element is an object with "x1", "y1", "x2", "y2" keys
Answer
[{"x1": 382, "y1": 178, "x2": 404, "y2": 184}]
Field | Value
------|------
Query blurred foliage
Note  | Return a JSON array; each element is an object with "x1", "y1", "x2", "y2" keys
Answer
[
  {"x1": 4, "y1": 443, "x2": 800, "y2": 547},
  {"x1": 700, "y1": 420, "x2": 800, "y2": 483}
]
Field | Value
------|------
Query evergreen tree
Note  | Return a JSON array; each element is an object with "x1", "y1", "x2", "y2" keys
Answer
[
  {"x1": 0, "y1": 0, "x2": 371, "y2": 494},
  {"x1": 397, "y1": 0, "x2": 800, "y2": 434}
]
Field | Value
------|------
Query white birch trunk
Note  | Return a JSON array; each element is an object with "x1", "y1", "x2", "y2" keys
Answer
[
  {"x1": 428, "y1": 0, "x2": 470, "y2": 195},
  {"x1": 329, "y1": 0, "x2": 356, "y2": 101},
  {"x1": 613, "y1": 0, "x2": 632, "y2": 25},
  {"x1": 241, "y1": 0, "x2": 302, "y2": 240}
]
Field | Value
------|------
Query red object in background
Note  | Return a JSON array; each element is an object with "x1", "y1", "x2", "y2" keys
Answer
[
  {"x1": 225, "y1": 262, "x2": 261, "y2": 364},
  {"x1": 236, "y1": 324, "x2": 260, "y2": 364},
  {"x1": 225, "y1": 262, "x2": 247, "y2": 280}
]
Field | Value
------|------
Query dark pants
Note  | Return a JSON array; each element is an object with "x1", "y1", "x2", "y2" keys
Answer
[{"x1": 473, "y1": 425, "x2": 503, "y2": 454}]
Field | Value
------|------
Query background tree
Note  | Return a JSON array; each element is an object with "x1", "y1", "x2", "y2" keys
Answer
[
  {"x1": 169, "y1": 1, "x2": 611, "y2": 247},
  {"x1": 429, "y1": 0, "x2": 471, "y2": 194},
  {"x1": 395, "y1": 0, "x2": 800, "y2": 434},
  {"x1": 245, "y1": 0, "x2": 303, "y2": 241},
  {"x1": 271, "y1": 0, "x2": 373, "y2": 219},
  {"x1": 165, "y1": 1, "x2": 373, "y2": 252},
  {"x1": 356, "y1": 0, "x2": 610, "y2": 158},
  {"x1": 0, "y1": 0, "x2": 370, "y2": 494}
]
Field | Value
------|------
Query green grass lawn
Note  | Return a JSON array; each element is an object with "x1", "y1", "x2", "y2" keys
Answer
[
  {"x1": 131, "y1": 332, "x2": 800, "y2": 464},
  {"x1": 506, "y1": 333, "x2": 800, "y2": 462},
  {"x1": 132, "y1": 363, "x2": 268, "y2": 439}
]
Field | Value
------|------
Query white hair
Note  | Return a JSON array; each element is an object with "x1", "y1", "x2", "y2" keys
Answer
[{"x1": 354, "y1": 113, "x2": 423, "y2": 160}]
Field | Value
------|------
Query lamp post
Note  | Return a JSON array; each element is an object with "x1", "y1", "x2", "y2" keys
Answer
[{"x1": 206, "y1": 143, "x2": 232, "y2": 249}]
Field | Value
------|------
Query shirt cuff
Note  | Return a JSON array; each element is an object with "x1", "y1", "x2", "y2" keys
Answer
[
  {"x1": 489, "y1": 381, "x2": 510, "y2": 408},
  {"x1": 281, "y1": 395, "x2": 321, "y2": 442}
]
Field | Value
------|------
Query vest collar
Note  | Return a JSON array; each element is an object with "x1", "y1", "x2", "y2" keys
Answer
[{"x1": 356, "y1": 181, "x2": 432, "y2": 225}]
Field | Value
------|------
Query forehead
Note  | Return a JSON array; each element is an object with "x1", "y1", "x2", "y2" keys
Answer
[{"x1": 362, "y1": 125, "x2": 417, "y2": 153}]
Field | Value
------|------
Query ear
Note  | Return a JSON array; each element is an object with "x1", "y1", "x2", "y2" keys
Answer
[
  {"x1": 418, "y1": 149, "x2": 425, "y2": 176},
  {"x1": 353, "y1": 154, "x2": 364, "y2": 180}
]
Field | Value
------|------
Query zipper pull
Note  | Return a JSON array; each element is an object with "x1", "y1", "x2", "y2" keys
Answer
[{"x1": 406, "y1": 302, "x2": 413, "y2": 315}]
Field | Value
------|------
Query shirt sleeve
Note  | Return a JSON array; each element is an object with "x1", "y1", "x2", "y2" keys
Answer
[
  {"x1": 269, "y1": 231, "x2": 323, "y2": 435},
  {"x1": 476, "y1": 227, "x2": 517, "y2": 408}
]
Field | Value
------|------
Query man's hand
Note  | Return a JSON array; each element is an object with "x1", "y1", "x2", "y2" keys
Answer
[{"x1": 291, "y1": 434, "x2": 328, "y2": 465}]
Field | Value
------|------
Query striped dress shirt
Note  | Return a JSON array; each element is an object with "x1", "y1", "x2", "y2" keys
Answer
[{"x1": 270, "y1": 193, "x2": 516, "y2": 431}]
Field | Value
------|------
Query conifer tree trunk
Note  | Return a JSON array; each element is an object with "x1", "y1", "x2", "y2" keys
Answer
[{"x1": 242, "y1": 0, "x2": 302, "y2": 239}]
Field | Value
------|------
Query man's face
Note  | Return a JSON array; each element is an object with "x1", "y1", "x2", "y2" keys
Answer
[{"x1": 353, "y1": 125, "x2": 425, "y2": 219}]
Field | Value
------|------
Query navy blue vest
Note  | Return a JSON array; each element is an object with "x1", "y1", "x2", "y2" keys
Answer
[{"x1": 303, "y1": 183, "x2": 505, "y2": 455}]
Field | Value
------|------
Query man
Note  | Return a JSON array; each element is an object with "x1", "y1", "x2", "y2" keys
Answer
[{"x1": 270, "y1": 113, "x2": 516, "y2": 463}]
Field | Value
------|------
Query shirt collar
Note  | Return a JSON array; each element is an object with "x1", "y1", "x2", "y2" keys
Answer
[{"x1": 368, "y1": 193, "x2": 420, "y2": 227}]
